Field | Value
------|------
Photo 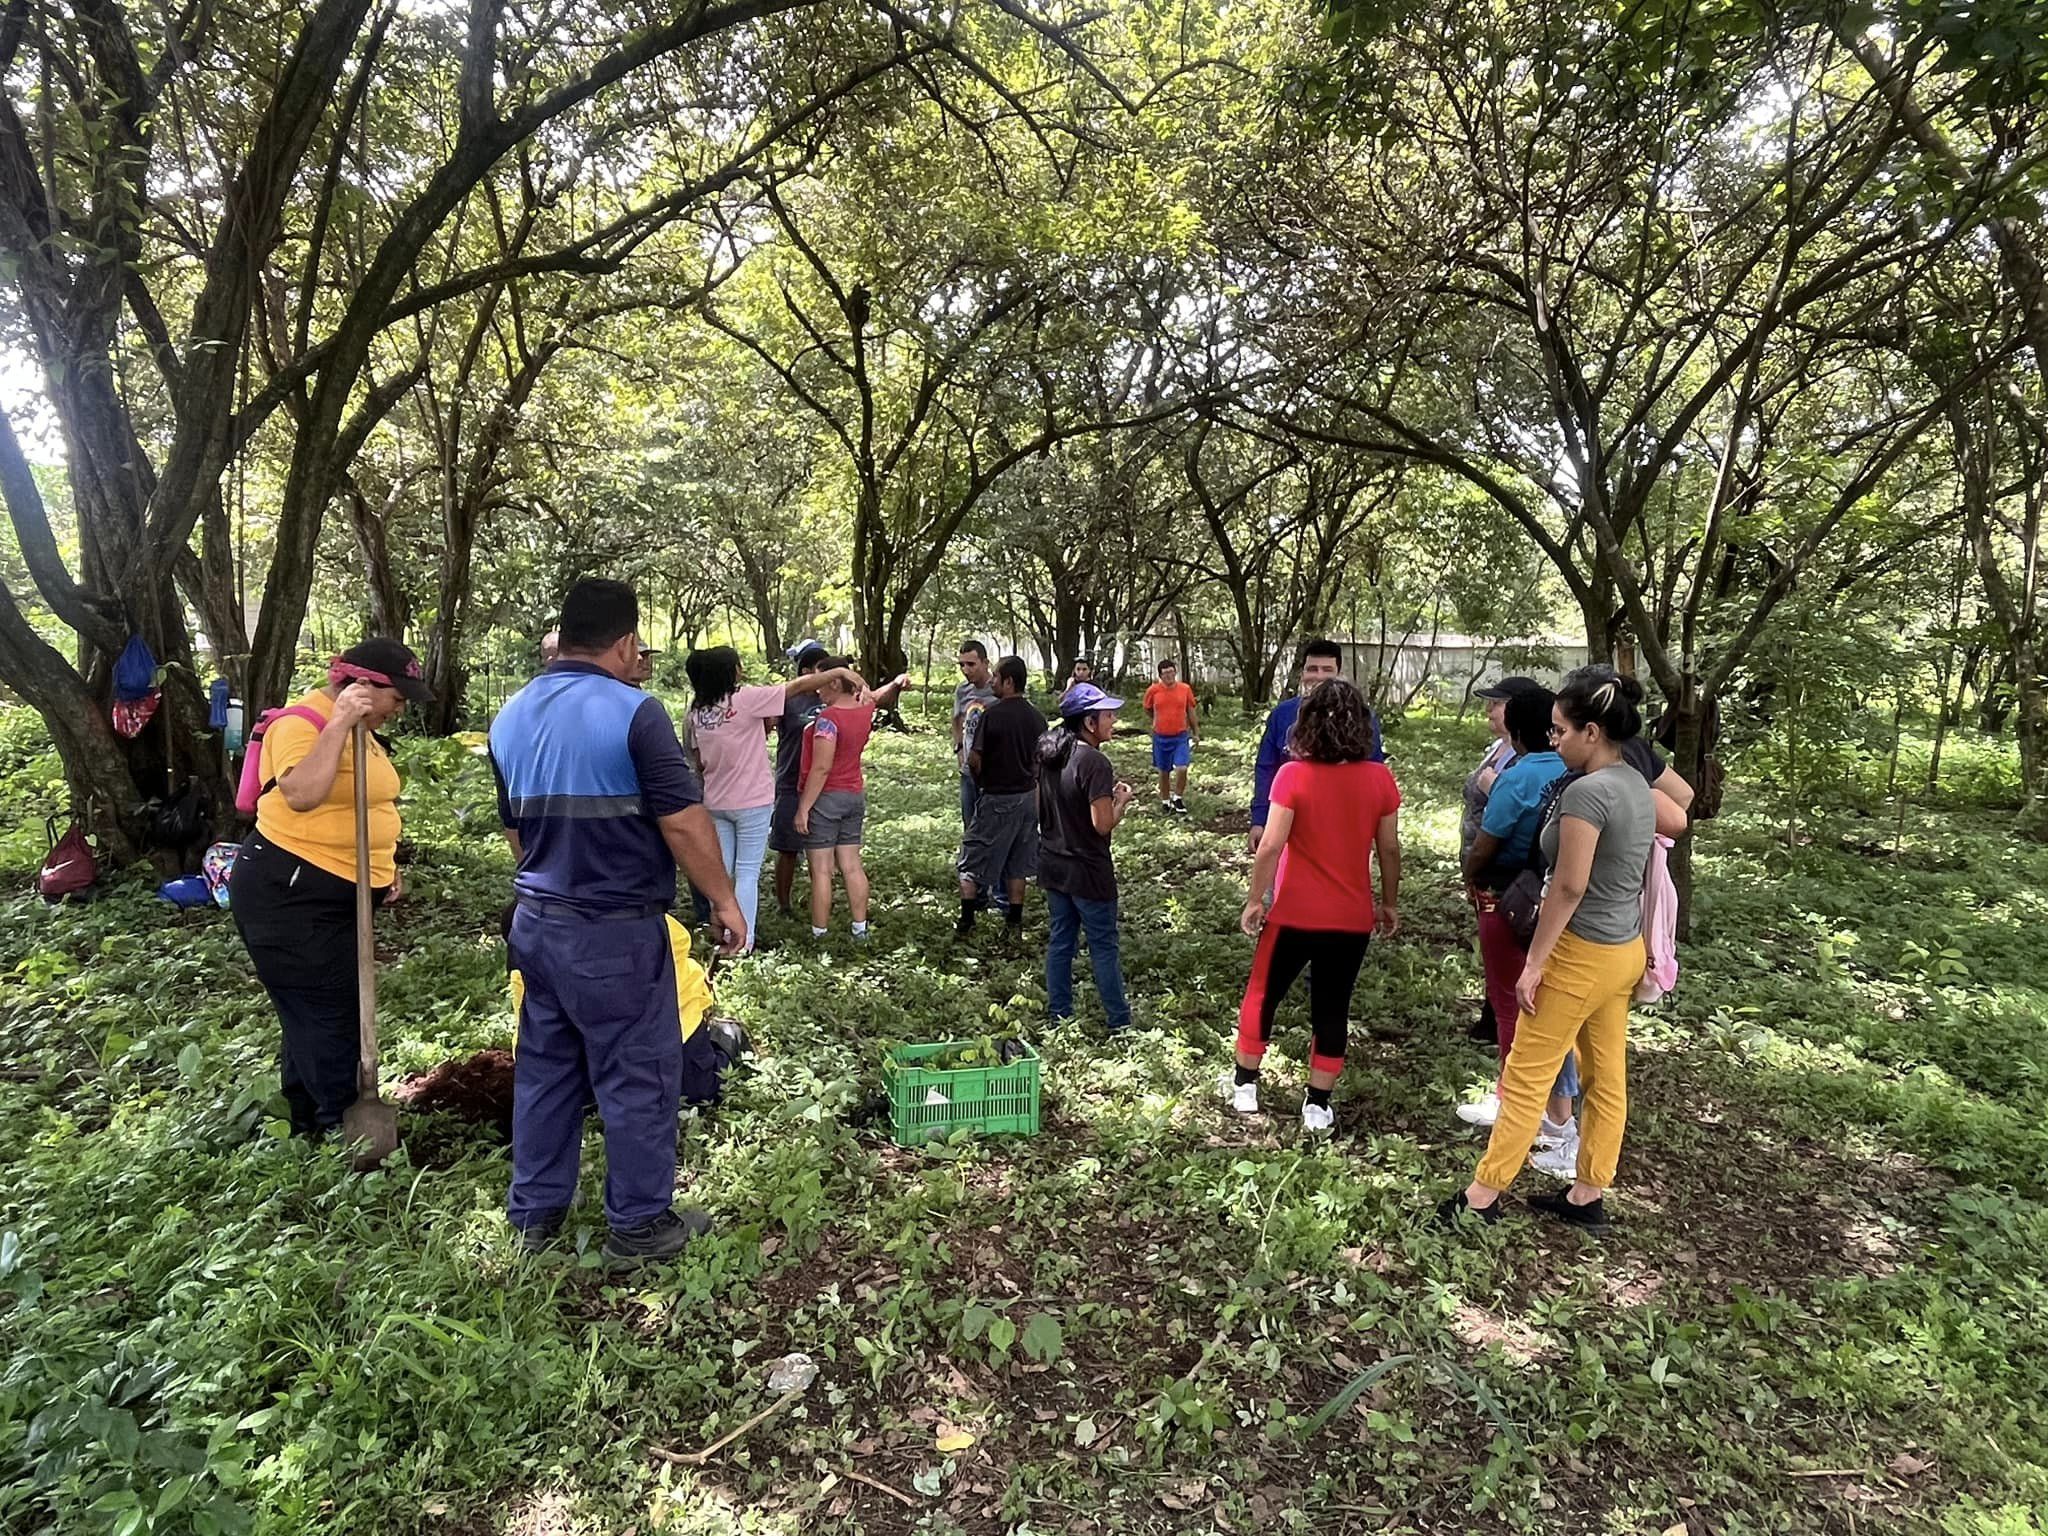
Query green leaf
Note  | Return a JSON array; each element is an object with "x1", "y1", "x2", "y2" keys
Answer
[
  {"x1": 1021, "y1": 1312, "x2": 1064, "y2": 1363},
  {"x1": 177, "y1": 1043, "x2": 203, "y2": 1078},
  {"x1": 986, "y1": 1315, "x2": 1016, "y2": 1354}
]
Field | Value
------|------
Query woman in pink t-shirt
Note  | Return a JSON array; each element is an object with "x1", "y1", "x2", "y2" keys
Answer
[{"x1": 685, "y1": 647, "x2": 863, "y2": 951}]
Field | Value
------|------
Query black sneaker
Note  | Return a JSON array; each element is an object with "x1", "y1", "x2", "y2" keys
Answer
[
  {"x1": 1434, "y1": 1191, "x2": 1505, "y2": 1229},
  {"x1": 1526, "y1": 1190, "x2": 1611, "y2": 1235},
  {"x1": 516, "y1": 1211, "x2": 567, "y2": 1255},
  {"x1": 955, "y1": 910, "x2": 977, "y2": 938},
  {"x1": 1171, "y1": 796, "x2": 1189, "y2": 814},
  {"x1": 603, "y1": 1207, "x2": 712, "y2": 1264}
]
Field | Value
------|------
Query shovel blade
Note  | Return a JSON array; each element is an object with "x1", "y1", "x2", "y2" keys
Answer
[{"x1": 343, "y1": 1095, "x2": 400, "y2": 1170}]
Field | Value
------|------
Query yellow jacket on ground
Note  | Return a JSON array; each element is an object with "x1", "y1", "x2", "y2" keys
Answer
[{"x1": 511, "y1": 915, "x2": 711, "y2": 1043}]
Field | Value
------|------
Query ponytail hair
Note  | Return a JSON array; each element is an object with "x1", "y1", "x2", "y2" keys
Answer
[{"x1": 1556, "y1": 665, "x2": 1644, "y2": 742}]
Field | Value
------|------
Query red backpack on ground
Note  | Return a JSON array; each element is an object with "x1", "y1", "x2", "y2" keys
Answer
[
  {"x1": 233, "y1": 706, "x2": 328, "y2": 816},
  {"x1": 38, "y1": 818, "x2": 98, "y2": 902}
]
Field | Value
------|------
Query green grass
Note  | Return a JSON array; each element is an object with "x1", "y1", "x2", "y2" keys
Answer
[{"x1": 2, "y1": 703, "x2": 2045, "y2": 1535}]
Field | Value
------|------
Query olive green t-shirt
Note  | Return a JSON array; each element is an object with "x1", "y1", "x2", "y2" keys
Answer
[{"x1": 1539, "y1": 762, "x2": 1654, "y2": 944}]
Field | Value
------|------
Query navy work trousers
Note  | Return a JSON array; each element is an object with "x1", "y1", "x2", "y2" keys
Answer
[{"x1": 507, "y1": 902, "x2": 682, "y2": 1232}]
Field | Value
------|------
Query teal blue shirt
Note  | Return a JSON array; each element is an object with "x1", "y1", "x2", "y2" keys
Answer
[{"x1": 1480, "y1": 750, "x2": 1567, "y2": 874}]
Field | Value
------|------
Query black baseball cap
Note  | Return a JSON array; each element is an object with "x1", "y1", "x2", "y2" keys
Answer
[
  {"x1": 1475, "y1": 675, "x2": 1543, "y2": 701},
  {"x1": 337, "y1": 638, "x2": 434, "y2": 703}
]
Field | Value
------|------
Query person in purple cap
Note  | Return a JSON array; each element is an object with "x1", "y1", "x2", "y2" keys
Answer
[{"x1": 1038, "y1": 682, "x2": 1136, "y2": 1031}]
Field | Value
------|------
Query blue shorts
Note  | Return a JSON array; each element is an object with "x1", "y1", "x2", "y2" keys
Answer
[{"x1": 1152, "y1": 731, "x2": 1192, "y2": 771}]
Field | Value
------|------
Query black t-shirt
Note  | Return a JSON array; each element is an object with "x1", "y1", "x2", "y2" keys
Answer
[
  {"x1": 1039, "y1": 733, "x2": 1117, "y2": 901},
  {"x1": 973, "y1": 696, "x2": 1048, "y2": 795},
  {"x1": 774, "y1": 691, "x2": 823, "y2": 795},
  {"x1": 1620, "y1": 736, "x2": 1667, "y2": 785}
]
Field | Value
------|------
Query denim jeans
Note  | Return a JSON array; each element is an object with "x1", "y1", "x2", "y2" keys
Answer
[
  {"x1": 708, "y1": 802, "x2": 773, "y2": 951},
  {"x1": 1045, "y1": 888, "x2": 1130, "y2": 1031}
]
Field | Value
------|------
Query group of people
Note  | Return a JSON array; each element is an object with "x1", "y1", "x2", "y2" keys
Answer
[{"x1": 229, "y1": 575, "x2": 1686, "y2": 1263}]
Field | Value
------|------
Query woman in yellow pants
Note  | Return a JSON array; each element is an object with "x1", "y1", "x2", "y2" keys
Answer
[{"x1": 1439, "y1": 667, "x2": 1657, "y2": 1235}]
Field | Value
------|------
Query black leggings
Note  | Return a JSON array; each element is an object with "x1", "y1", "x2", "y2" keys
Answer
[
  {"x1": 230, "y1": 834, "x2": 385, "y2": 1136},
  {"x1": 1236, "y1": 925, "x2": 1371, "y2": 1074}
]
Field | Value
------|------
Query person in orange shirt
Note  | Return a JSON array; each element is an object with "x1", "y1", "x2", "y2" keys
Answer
[{"x1": 1142, "y1": 658, "x2": 1200, "y2": 814}]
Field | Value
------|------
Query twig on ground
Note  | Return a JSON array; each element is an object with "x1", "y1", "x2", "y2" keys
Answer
[
  {"x1": 842, "y1": 1468, "x2": 918, "y2": 1506},
  {"x1": 649, "y1": 1386, "x2": 804, "y2": 1465}
]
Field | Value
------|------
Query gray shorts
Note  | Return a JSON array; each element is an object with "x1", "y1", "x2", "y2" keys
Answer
[
  {"x1": 802, "y1": 789, "x2": 866, "y2": 850},
  {"x1": 769, "y1": 788, "x2": 804, "y2": 854},
  {"x1": 958, "y1": 789, "x2": 1039, "y2": 889}
]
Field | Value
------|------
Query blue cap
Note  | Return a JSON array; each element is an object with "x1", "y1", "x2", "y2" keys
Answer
[{"x1": 1058, "y1": 682, "x2": 1124, "y2": 719}]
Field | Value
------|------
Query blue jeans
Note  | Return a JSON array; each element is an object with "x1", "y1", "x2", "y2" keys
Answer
[
  {"x1": 709, "y1": 803, "x2": 772, "y2": 950},
  {"x1": 1045, "y1": 889, "x2": 1130, "y2": 1031}
]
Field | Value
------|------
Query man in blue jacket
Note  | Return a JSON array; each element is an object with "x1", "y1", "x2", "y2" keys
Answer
[
  {"x1": 1249, "y1": 639, "x2": 1384, "y2": 854},
  {"x1": 490, "y1": 578, "x2": 745, "y2": 1264}
]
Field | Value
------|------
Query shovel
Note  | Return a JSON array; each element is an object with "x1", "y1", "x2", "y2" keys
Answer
[{"x1": 342, "y1": 721, "x2": 400, "y2": 1169}]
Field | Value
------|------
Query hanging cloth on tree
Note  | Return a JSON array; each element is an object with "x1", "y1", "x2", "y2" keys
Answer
[
  {"x1": 113, "y1": 636, "x2": 160, "y2": 701},
  {"x1": 111, "y1": 692, "x2": 161, "y2": 738},
  {"x1": 208, "y1": 677, "x2": 231, "y2": 730}
]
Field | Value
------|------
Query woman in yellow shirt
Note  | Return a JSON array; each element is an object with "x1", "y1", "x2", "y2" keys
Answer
[{"x1": 229, "y1": 639, "x2": 432, "y2": 1138}]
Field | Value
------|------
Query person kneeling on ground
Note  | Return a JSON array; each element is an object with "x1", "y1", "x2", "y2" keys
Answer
[
  {"x1": 958, "y1": 655, "x2": 1047, "y2": 938},
  {"x1": 505, "y1": 904, "x2": 748, "y2": 1109},
  {"x1": 1232, "y1": 679, "x2": 1401, "y2": 1133},
  {"x1": 1038, "y1": 683, "x2": 1136, "y2": 1031}
]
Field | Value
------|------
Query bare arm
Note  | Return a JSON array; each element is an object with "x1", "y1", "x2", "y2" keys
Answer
[
  {"x1": 1462, "y1": 828, "x2": 1505, "y2": 888},
  {"x1": 276, "y1": 689, "x2": 377, "y2": 812},
  {"x1": 786, "y1": 667, "x2": 864, "y2": 701},
  {"x1": 796, "y1": 735, "x2": 836, "y2": 827},
  {"x1": 1241, "y1": 805, "x2": 1293, "y2": 934},
  {"x1": 1517, "y1": 815, "x2": 1598, "y2": 1011},
  {"x1": 1090, "y1": 782, "x2": 1135, "y2": 836},
  {"x1": 1652, "y1": 765, "x2": 1695, "y2": 814},
  {"x1": 658, "y1": 805, "x2": 745, "y2": 954},
  {"x1": 1374, "y1": 811, "x2": 1402, "y2": 934},
  {"x1": 1651, "y1": 786, "x2": 1689, "y2": 838},
  {"x1": 872, "y1": 672, "x2": 912, "y2": 710},
  {"x1": 502, "y1": 830, "x2": 522, "y2": 859}
]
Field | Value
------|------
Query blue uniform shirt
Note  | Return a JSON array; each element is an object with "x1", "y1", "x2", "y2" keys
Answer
[
  {"x1": 1251, "y1": 694, "x2": 1385, "y2": 827},
  {"x1": 490, "y1": 662, "x2": 701, "y2": 914},
  {"x1": 1480, "y1": 749, "x2": 1568, "y2": 873}
]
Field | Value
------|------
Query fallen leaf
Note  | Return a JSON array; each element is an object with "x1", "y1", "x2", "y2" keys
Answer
[
  {"x1": 936, "y1": 1427, "x2": 976, "y2": 1453},
  {"x1": 1889, "y1": 1452, "x2": 1929, "y2": 1477},
  {"x1": 1662, "y1": 1524, "x2": 1688, "y2": 1536}
]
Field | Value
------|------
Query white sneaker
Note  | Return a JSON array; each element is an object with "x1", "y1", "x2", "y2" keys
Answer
[
  {"x1": 1455, "y1": 1092, "x2": 1501, "y2": 1127},
  {"x1": 1231, "y1": 1081, "x2": 1259, "y2": 1114},
  {"x1": 1530, "y1": 1133, "x2": 1580, "y2": 1180},
  {"x1": 1301, "y1": 1101, "x2": 1334, "y2": 1133},
  {"x1": 1533, "y1": 1115, "x2": 1576, "y2": 1150}
]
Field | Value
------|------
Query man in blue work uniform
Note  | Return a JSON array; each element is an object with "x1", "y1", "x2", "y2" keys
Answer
[
  {"x1": 1249, "y1": 639, "x2": 1384, "y2": 855},
  {"x1": 490, "y1": 579, "x2": 746, "y2": 1263}
]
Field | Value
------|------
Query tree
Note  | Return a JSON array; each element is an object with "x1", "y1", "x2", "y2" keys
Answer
[{"x1": 0, "y1": 0, "x2": 937, "y2": 855}]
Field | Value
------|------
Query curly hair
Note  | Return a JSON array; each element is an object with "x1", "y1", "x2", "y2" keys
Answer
[{"x1": 1287, "y1": 678, "x2": 1377, "y2": 764}]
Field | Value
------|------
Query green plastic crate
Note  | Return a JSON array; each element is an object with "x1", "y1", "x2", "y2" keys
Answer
[{"x1": 884, "y1": 1040, "x2": 1042, "y2": 1147}]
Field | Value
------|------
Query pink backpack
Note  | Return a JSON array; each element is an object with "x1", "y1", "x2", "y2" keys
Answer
[
  {"x1": 233, "y1": 706, "x2": 328, "y2": 816},
  {"x1": 1634, "y1": 834, "x2": 1680, "y2": 1003}
]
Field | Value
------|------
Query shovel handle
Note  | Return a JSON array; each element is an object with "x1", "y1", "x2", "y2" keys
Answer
[{"x1": 353, "y1": 722, "x2": 379, "y2": 1095}]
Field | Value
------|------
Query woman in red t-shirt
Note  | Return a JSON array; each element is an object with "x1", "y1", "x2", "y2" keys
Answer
[{"x1": 1232, "y1": 679, "x2": 1402, "y2": 1132}]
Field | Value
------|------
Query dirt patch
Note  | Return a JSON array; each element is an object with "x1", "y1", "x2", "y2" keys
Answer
[
  {"x1": 393, "y1": 1049, "x2": 515, "y2": 1137},
  {"x1": 1202, "y1": 808, "x2": 1251, "y2": 836}
]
